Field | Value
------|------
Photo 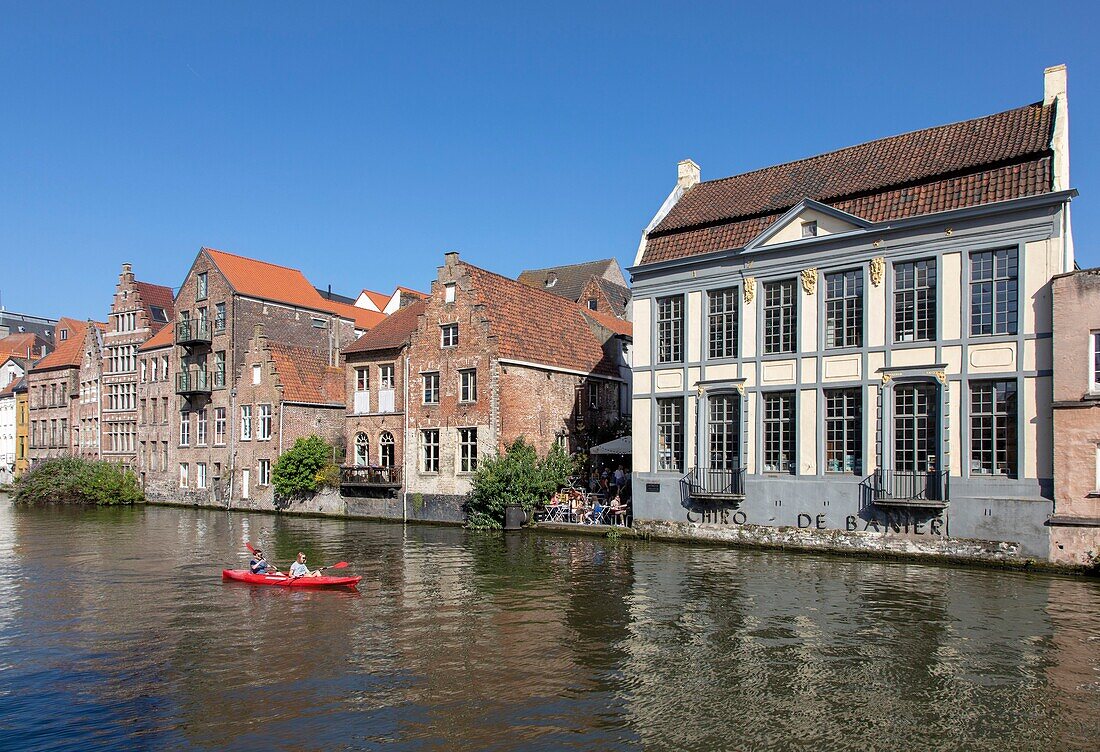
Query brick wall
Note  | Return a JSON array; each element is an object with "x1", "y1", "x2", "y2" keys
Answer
[
  {"x1": 344, "y1": 348, "x2": 407, "y2": 476},
  {"x1": 136, "y1": 344, "x2": 175, "y2": 498},
  {"x1": 26, "y1": 367, "x2": 76, "y2": 464},
  {"x1": 75, "y1": 325, "x2": 102, "y2": 460}
]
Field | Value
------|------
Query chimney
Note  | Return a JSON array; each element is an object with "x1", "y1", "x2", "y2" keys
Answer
[
  {"x1": 677, "y1": 159, "x2": 700, "y2": 190},
  {"x1": 1043, "y1": 65, "x2": 1072, "y2": 267},
  {"x1": 444, "y1": 251, "x2": 460, "y2": 266},
  {"x1": 1044, "y1": 64, "x2": 1066, "y2": 106}
]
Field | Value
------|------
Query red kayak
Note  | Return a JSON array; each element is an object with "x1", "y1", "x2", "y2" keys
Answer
[{"x1": 222, "y1": 569, "x2": 362, "y2": 589}]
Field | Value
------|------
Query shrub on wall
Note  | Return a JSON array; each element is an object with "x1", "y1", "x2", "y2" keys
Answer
[
  {"x1": 466, "y1": 438, "x2": 578, "y2": 529},
  {"x1": 13, "y1": 457, "x2": 144, "y2": 506},
  {"x1": 272, "y1": 436, "x2": 339, "y2": 498}
]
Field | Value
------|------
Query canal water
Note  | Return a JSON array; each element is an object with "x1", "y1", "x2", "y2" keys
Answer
[{"x1": 1, "y1": 503, "x2": 1097, "y2": 751}]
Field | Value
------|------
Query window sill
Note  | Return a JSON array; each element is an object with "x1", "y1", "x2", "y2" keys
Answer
[{"x1": 1085, "y1": 492, "x2": 1100, "y2": 498}]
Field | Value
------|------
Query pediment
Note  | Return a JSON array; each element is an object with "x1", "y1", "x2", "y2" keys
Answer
[{"x1": 746, "y1": 199, "x2": 872, "y2": 250}]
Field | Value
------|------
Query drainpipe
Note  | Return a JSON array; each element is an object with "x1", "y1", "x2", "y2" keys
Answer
[
  {"x1": 403, "y1": 351, "x2": 409, "y2": 523},
  {"x1": 228, "y1": 387, "x2": 236, "y2": 507}
]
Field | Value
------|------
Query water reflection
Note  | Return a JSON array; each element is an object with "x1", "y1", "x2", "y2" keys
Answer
[{"x1": 0, "y1": 503, "x2": 1097, "y2": 751}]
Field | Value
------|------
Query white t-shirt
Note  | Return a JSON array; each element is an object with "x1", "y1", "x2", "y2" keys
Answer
[{"x1": 289, "y1": 562, "x2": 309, "y2": 577}]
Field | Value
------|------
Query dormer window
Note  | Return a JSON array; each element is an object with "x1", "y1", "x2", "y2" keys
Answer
[
  {"x1": 801, "y1": 221, "x2": 818, "y2": 238},
  {"x1": 59, "y1": 329, "x2": 68, "y2": 341},
  {"x1": 587, "y1": 299, "x2": 598, "y2": 310},
  {"x1": 545, "y1": 275, "x2": 557, "y2": 289}
]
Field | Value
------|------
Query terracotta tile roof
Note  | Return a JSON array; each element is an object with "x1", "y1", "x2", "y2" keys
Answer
[
  {"x1": 344, "y1": 299, "x2": 426, "y2": 355},
  {"x1": 30, "y1": 318, "x2": 89, "y2": 372},
  {"x1": 203, "y1": 248, "x2": 386, "y2": 330},
  {"x1": 518, "y1": 258, "x2": 624, "y2": 302},
  {"x1": 582, "y1": 308, "x2": 633, "y2": 338},
  {"x1": 0, "y1": 333, "x2": 49, "y2": 362},
  {"x1": 133, "y1": 280, "x2": 175, "y2": 332},
  {"x1": 462, "y1": 262, "x2": 620, "y2": 378},
  {"x1": 0, "y1": 379, "x2": 17, "y2": 398},
  {"x1": 642, "y1": 102, "x2": 1056, "y2": 264},
  {"x1": 137, "y1": 323, "x2": 175, "y2": 352},
  {"x1": 396, "y1": 286, "x2": 427, "y2": 299},
  {"x1": 358, "y1": 289, "x2": 391, "y2": 311},
  {"x1": 269, "y1": 343, "x2": 345, "y2": 405}
]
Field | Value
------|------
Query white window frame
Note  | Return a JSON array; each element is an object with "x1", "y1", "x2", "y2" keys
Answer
[
  {"x1": 258, "y1": 459, "x2": 271, "y2": 486},
  {"x1": 179, "y1": 463, "x2": 188, "y2": 488},
  {"x1": 240, "y1": 405, "x2": 252, "y2": 441},
  {"x1": 441, "y1": 323, "x2": 458, "y2": 348},
  {"x1": 252, "y1": 363, "x2": 262, "y2": 385},
  {"x1": 444, "y1": 283, "x2": 456, "y2": 303},
  {"x1": 197, "y1": 462, "x2": 207, "y2": 489},
  {"x1": 1091, "y1": 331, "x2": 1100, "y2": 393},
  {"x1": 258, "y1": 404, "x2": 272, "y2": 440}
]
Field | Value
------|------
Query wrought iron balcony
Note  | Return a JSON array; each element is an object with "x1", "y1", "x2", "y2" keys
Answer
[
  {"x1": 681, "y1": 466, "x2": 747, "y2": 501},
  {"x1": 340, "y1": 465, "x2": 401, "y2": 488},
  {"x1": 176, "y1": 370, "x2": 211, "y2": 396},
  {"x1": 863, "y1": 469, "x2": 950, "y2": 508},
  {"x1": 175, "y1": 319, "x2": 212, "y2": 346}
]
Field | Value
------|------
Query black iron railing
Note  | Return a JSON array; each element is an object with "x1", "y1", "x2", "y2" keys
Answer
[
  {"x1": 681, "y1": 466, "x2": 747, "y2": 499},
  {"x1": 865, "y1": 469, "x2": 949, "y2": 505},
  {"x1": 175, "y1": 319, "x2": 212, "y2": 346},
  {"x1": 176, "y1": 370, "x2": 211, "y2": 395},
  {"x1": 340, "y1": 466, "x2": 401, "y2": 486}
]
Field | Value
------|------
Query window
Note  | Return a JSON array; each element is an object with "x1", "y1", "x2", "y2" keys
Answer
[
  {"x1": 196, "y1": 272, "x2": 207, "y2": 301},
  {"x1": 380, "y1": 364, "x2": 395, "y2": 389},
  {"x1": 801, "y1": 221, "x2": 818, "y2": 238},
  {"x1": 214, "y1": 302, "x2": 226, "y2": 332},
  {"x1": 444, "y1": 283, "x2": 456, "y2": 303},
  {"x1": 196, "y1": 410, "x2": 207, "y2": 446},
  {"x1": 588, "y1": 382, "x2": 599, "y2": 409},
  {"x1": 380, "y1": 432, "x2": 395, "y2": 467},
  {"x1": 240, "y1": 405, "x2": 252, "y2": 440},
  {"x1": 150, "y1": 357, "x2": 158, "y2": 382},
  {"x1": 441, "y1": 323, "x2": 458, "y2": 348},
  {"x1": 197, "y1": 462, "x2": 207, "y2": 489},
  {"x1": 355, "y1": 368, "x2": 369, "y2": 392},
  {"x1": 180, "y1": 411, "x2": 190, "y2": 446},
  {"x1": 459, "y1": 427, "x2": 478, "y2": 472},
  {"x1": 763, "y1": 280, "x2": 797, "y2": 354},
  {"x1": 355, "y1": 433, "x2": 369, "y2": 466},
  {"x1": 179, "y1": 463, "x2": 188, "y2": 488},
  {"x1": 213, "y1": 351, "x2": 226, "y2": 388},
  {"x1": 825, "y1": 270, "x2": 863, "y2": 349},
  {"x1": 587, "y1": 298, "x2": 598, "y2": 310},
  {"x1": 59, "y1": 328, "x2": 68, "y2": 341},
  {"x1": 708, "y1": 287, "x2": 738, "y2": 359},
  {"x1": 894, "y1": 384, "x2": 938, "y2": 473},
  {"x1": 311, "y1": 317, "x2": 327, "y2": 328},
  {"x1": 894, "y1": 259, "x2": 936, "y2": 342},
  {"x1": 423, "y1": 372, "x2": 440, "y2": 404},
  {"x1": 825, "y1": 389, "x2": 862, "y2": 473},
  {"x1": 1092, "y1": 332, "x2": 1100, "y2": 392},
  {"x1": 258, "y1": 459, "x2": 271, "y2": 486},
  {"x1": 708, "y1": 394, "x2": 740, "y2": 470},
  {"x1": 252, "y1": 364, "x2": 261, "y2": 385},
  {"x1": 258, "y1": 404, "x2": 272, "y2": 440},
  {"x1": 656, "y1": 296, "x2": 684, "y2": 363},
  {"x1": 763, "y1": 392, "x2": 795, "y2": 473},
  {"x1": 460, "y1": 369, "x2": 477, "y2": 403},
  {"x1": 214, "y1": 408, "x2": 226, "y2": 446},
  {"x1": 970, "y1": 380, "x2": 1017, "y2": 477},
  {"x1": 161, "y1": 356, "x2": 169, "y2": 380},
  {"x1": 970, "y1": 249, "x2": 1018, "y2": 336},
  {"x1": 656, "y1": 398, "x2": 683, "y2": 472},
  {"x1": 140, "y1": 360, "x2": 147, "y2": 383},
  {"x1": 421, "y1": 429, "x2": 439, "y2": 473},
  {"x1": 150, "y1": 306, "x2": 168, "y2": 323}
]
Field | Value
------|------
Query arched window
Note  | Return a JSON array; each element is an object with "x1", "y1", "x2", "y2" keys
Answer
[
  {"x1": 355, "y1": 433, "x2": 369, "y2": 466},
  {"x1": 379, "y1": 431, "x2": 395, "y2": 468}
]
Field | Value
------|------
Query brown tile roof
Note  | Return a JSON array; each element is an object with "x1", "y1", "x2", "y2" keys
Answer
[
  {"x1": 462, "y1": 262, "x2": 620, "y2": 378},
  {"x1": 642, "y1": 102, "x2": 1056, "y2": 264},
  {"x1": 269, "y1": 343, "x2": 345, "y2": 405},
  {"x1": 582, "y1": 308, "x2": 633, "y2": 338},
  {"x1": 0, "y1": 333, "x2": 49, "y2": 362},
  {"x1": 344, "y1": 299, "x2": 426, "y2": 355},
  {"x1": 203, "y1": 248, "x2": 386, "y2": 330},
  {"x1": 137, "y1": 323, "x2": 175, "y2": 352},
  {"x1": 133, "y1": 280, "x2": 175, "y2": 332},
  {"x1": 589, "y1": 276, "x2": 631, "y2": 317},
  {"x1": 30, "y1": 318, "x2": 90, "y2": 372},
  {"x1": 518, "y1": 259, "x2": 624, "y2": 302}
]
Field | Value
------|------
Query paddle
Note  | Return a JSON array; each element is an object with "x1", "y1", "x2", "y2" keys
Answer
[
  {"x1": 287, "y1": 561, "x2": 350, "y2": 581},
  {"x1": 244, "y1": 541, "x2": 285, "y2": 576}
]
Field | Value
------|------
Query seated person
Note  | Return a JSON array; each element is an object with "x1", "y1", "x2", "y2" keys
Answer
[
  {"x1": 289, "y1": 552, "x2": 322, "y2": 578},
  {"x1": 586, "y1": 500, "x2": 605, "y2": 524},
  {"x1": 249, "y1": 549, "x2": 278, "y2": 575}
]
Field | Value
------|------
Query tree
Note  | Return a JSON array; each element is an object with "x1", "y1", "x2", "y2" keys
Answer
[
  {"x1": 466, "y1": 437, "x2": 579, "y2": 529},
  {"x1": 272, "y1": 436, "x2": 339, "y2": 499},
  {"x1": 13, "y1": 457, "x2": 143, "y2": 505}
]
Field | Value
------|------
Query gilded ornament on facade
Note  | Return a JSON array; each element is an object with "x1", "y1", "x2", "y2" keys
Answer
[
  {"x1": 735, "y1": 382, "x2": 745, "y2": 396},
  {"x1": 928, "y1": 370, "x2": 947, "y2": 385},
  {"x1": 881, "y1": 372, "x2": 892, "y2": 384},
  {"x1": 869, "y1": 257, "x2": 885, "y2": 287},
  {"x1": 743, "y1": 277, "x2": 756, "y2": 304},
  {"x1": 801, "y1": 268, "x2": 818, "y2": 295}
]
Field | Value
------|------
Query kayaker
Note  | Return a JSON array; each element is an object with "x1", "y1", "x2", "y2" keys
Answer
[
  {"x1": 249, "y1": 549, "x2": 278, "y2": 575},
  {"x1": 289, "y1": 552, "x2": 321, "y2": 579}
]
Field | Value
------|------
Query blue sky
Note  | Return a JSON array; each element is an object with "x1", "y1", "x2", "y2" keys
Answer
[{"x1": 2, "y1": 1, "x2": 1099, "y2": 320}]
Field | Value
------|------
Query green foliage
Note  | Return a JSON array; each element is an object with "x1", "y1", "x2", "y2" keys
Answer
[
  {"x1": 272, "y1": 436, "x2": 338, "y2": 499},
  {"x1": 466, "y1": 437, "x2": 579, "y2": 529},
  {"x1": 12, "y1": 457, "x2": 144, "y2": 506}
]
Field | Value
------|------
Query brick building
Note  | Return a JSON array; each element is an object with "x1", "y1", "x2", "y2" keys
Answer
[
  {"x1": 27, "y1": 318, "x2": 98, "y2": 464},
  {"x1": 518, "y1": 258, "x2": 631, "y2": 317},
  {"x1": 102, "y1": 263, "x2": 174, "y2": 469},
  {"x1": 141, "y1": 246, "x2": 383, "y2": 506},
  {"x1": 74, "y1": 322, "x2": 105, "y2": 459},
  {"x1": 340, "y1": 253, "x2": 630, "y2": 519},
  {"x1": 136, "y1": 324, "x2": 174, "y2": 492},
  {"x1": 1050, "y1": 268, "x2": 1100, "y2": 565}
]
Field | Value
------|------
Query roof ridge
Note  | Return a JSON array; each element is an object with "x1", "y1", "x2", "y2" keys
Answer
[
  {"x1": 519, "y1": 258, "x2": 617, "y2": 276},
  {"x1": 464, "y1": 261, "x2": 596, "y2": 311},
  {"x1": 204, "y1": 247, "x2": 308, "y2": 276},
  {"x1": 695, "y1": 101, "x2": 1047, "y2": 191},
  {"x1": 133, "y1": 278, "x2": 174, "y2": 293}
]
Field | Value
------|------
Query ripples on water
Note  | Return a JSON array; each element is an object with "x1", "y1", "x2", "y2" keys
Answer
[{"x1": 0, "y1": 502, "x2": 1097, "y2": 751}]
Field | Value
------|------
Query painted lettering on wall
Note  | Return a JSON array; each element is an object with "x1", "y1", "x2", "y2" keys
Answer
[{"x1": 686, "y1": 508, "x2": 945, "y2": 536}]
